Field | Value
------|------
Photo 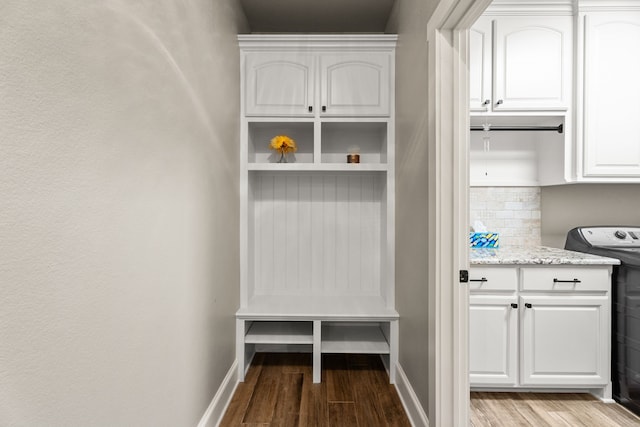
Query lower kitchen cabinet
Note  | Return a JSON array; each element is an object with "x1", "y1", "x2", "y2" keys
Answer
[
  {"x1": 469, "y1": 295, "x2": 518, "y2": 386},
  {"x1": 469, "y1": 265, "x2": 612, "y2": 396},
  {"x1": 520, "y1": 295, "x2": 609, "y2": 386}
]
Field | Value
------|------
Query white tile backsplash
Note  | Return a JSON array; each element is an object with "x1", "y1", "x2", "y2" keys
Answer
[{"x1": 470, "y1": 187, "x2": 541, "y2": 246}]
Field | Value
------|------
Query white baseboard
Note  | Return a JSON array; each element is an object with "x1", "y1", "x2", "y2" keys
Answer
[
  {"x1": 394, "y1": 363, "x2": 429, "y2": 427},
  {"x1": 197, "y1": 360, "x2": 239, "y2": 427}
]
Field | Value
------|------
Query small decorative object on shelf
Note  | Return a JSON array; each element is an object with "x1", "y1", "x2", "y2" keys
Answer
[
  {"x1": 270, "y1": 135, "x2": 297, "y2": 163},
  {"x1": 347, "y1": 145, "x2": 360, "y2": 163}
]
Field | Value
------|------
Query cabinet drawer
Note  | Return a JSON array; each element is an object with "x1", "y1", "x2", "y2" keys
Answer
[
  {"x1": 520, "y1": 267, "x2": 610, "y2": 292},
  {"x1": 469, "y1": 267, "x2": 517, "y2": 292}
]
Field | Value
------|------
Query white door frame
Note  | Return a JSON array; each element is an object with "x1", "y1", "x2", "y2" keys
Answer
[{"x1": 426, "y1": 1, "x2": 492, "y2": 426}]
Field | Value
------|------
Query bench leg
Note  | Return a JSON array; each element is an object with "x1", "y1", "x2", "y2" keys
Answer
[{"x1": 313, "y1": 320, "x2": 321, "y2": 383}]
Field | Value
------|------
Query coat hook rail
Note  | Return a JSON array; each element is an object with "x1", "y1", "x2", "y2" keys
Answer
[{"x1": 470, "y1": 124, "x2": 563, "y2": 134}]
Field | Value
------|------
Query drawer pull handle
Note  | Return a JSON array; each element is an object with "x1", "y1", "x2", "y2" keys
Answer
[
  {"x1": 553, "y1": 278, "x2": 581, "y2": 284},
  {"x1": 511, "y1": 303, "x2": 518, "y2": 309},
  {"x1": 525, "y1": 303, "x2": 532, "y2": 309},
  {"x1": 470, "y1": 277, "x2": 488, "y2": 283}
]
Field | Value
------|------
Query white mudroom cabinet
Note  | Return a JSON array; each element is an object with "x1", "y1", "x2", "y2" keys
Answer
[
  {"x1": 242, "y1": 38, "x2": 392, "y2": 117},
  {"x1": 236, "y1": 35, "x2": 398, "y2": 384}
]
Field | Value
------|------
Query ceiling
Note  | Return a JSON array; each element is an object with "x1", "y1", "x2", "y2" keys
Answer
[{"x1": 238, "y1": 0, "x2": 397, "y2": 33}]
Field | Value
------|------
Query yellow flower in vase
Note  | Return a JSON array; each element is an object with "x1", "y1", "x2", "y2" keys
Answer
[{"x1": 269, "y1": 135, "x2": 297, "y2": 163}]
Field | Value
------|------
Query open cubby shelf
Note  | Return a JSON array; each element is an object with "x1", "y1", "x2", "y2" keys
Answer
[
  {"x1": 237, "y1": 316, "x2": 397, "y2": 383},
  {"x1": 321, "y1": 323, "x2": 390, "y2": 354},
  {"x1": 247, "y1": 121, "x2": 389, "y2": 166},
  {"x1": 244, "y1": 321, "x2": 313, "y2": 345},
  {"x1": 248, "y1": 122, "x2": 315, "y2": 164}
]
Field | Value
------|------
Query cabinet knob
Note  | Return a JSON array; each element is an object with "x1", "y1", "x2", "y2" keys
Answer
[
  {"x1": 322, "y1": 106, "x2": 327, "y2": 112},
  {"x1": 511, "y1": 303, "x2": 518, "y2": 309},
  {"x1": 496, "y1": 99, "x2": 503, "y2": 105},
  {"x1": 482, "y1": 99, "x2": 490, "y2": 106},
  {"x1": 308, "y1": 106, "x2": 313, "y2": 112},
  {"x1": 525, "y1": 303, "x2": 532, "y2": 309}
]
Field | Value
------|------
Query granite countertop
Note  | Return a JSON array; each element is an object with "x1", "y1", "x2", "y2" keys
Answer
[{"x1": 470, "y1": 245, "x2": 621, "y2": 265}]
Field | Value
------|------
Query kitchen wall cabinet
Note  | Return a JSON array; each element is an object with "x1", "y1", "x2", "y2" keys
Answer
[
  {"x1": 243, "y1": 40, "x2": 392, "y2": 117},
  {"x1": 237, "y1": 35, "x2": 397, "y2": 384},
  {"x1": 470, "y1": 16, "x2": 492, "y2": 112},
  {"x1": 470, "y1": 14, "x2": 572, "y2": 112},
  {"x1": 470, "y1": 1, "x2": 640, "y2": 185},
  {"x1": 469, "y1": 2, "x2": 574, "y2": 187},
  {"x1": 576, "y1": 4, "x2": 640, "y2": 180},
  {"x1": 469, "y1": 265, "x2": 611, "y2": 395}
]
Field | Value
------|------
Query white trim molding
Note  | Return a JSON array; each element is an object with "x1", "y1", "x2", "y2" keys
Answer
[
  {"x1": 578, "y1": 0, "x2": 640, "y2": 12},
  {"x1": 237, "y1": 34, "x2": 398, "y2": 51},
  {"x1": 197, "y1": 361, "x2": 239, "y2": 427},
  {"x1": 395, "y1": 363, "x2": 430, "y2": 427},
  {"x1": 483, "y1": 0, "x2": 574, "y2": 15},
  {"x1": 427, "y1": 0, "x2": 491, "y2": 426}
]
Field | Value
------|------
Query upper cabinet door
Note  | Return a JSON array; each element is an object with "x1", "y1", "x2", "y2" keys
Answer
[
  {"x1": 493, "y1": 16, "x2": 572, "y2": 111},
  {"x1": 244, "y1": 53, "x2": 315, "y2": 117},
  {"x1": 470, "y1": 17, "x2": 493, "y2": 112},
  {"x1": 582, "y1": 12, "x2": 640, "y2": 177},
  {"x1": 319, "y1": 53, "x2": 391, "y2": 117}
]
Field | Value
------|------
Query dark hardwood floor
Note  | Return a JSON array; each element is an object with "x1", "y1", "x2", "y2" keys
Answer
[{"x1": 219, "y1": 352, "x2": 412, "y2": 427}]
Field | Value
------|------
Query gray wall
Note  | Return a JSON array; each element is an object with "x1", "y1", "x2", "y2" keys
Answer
[
  {"x1": 0, "y1": 1, "x2": 248, "y2": 426},
  {"x1": 541, "y1": 184, "x2": 640, "y2": 248},
  {"x1": 387, "y1": 0, "x2": 441, "y2": 416}
]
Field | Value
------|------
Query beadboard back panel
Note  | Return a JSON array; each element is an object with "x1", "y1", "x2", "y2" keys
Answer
[{"x1": 249, "y1": 171, "x2": 385, "y2": 298}]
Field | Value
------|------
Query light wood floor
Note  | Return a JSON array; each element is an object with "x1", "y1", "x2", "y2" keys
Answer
[
  {"x1": 220, "y1": 352, "x2": 411, "y2": 427},
  {"x1": 471, "y1": 392, "x2": 640, "y2": 427}
]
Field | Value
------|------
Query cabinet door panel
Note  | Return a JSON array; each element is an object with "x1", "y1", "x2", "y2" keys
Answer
[
  {"x1": 245, "y1": 53, "x2": 314, "y2": 116},
  {"x1": 469, "y1": 295, "x2": 518, "y2": 386},
  {"x1": 320, "y1": 53, "x2": 390, "y2": 116},
  {"x1": 493, "y1": 16, "x2": 571, "y2": 111},
  {"x1": 470, "y1": 17, "x2": 493, "y2": 112},
  {"x1": 583, "y1": 13, "x2": 640, "y2": 177},
  {"x1": 520, "y1": 295, "x2": 609, "y2": 386}
]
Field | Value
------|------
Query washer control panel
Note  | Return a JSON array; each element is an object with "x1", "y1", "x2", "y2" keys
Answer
[{"x1": 579, "y1": 227, "x2": 640, "y2": 247}]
